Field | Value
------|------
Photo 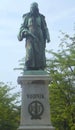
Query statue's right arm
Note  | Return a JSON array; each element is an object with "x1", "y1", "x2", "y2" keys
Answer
[
  {"x1": 17, "y1": 24, "x2": 24, "y2": 41},
  {"x1": 17, "y1": 13, "x2": 28, "y2": 41}
]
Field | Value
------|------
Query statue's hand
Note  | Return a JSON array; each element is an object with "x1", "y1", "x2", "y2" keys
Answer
[
  {"x1": 17, "y1": 29, "x2": 29, "y2": 41},
  {"x1": 22, "y1": 29, "x2": 29, "y2": 37}
]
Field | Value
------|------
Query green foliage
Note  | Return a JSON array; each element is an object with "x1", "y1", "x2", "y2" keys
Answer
[
  {"x1": 0, "y1": 82, "x2": 20, "y2": 130},
  {"x1": 47, "y1": 31, "x2": 75, "y2": 130}
]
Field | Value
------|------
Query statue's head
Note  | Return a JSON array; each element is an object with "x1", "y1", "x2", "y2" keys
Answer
[{"x1": 30, "y1": 2, "x2": 39, "y2": 15}]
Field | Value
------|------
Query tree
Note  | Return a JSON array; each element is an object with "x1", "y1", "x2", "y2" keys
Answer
[
  {"x1": 0, "y1": 82, "x2": 20, "y2": 130},
  {"x1": 47, "y1": 31, "x2": 75, "y2": 130}
]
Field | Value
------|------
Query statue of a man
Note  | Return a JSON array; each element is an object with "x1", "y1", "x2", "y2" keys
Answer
[{"x1": 18, "y1": 2, "x2": 50, "y2": 70}]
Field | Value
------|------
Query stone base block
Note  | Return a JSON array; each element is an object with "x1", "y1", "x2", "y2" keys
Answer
[
  {"x1": 17, "y1": 71, "x2": 55, "y2": 130},
  {"x1": 18, "y1": 125, "x2": 55, "y2": 130}
]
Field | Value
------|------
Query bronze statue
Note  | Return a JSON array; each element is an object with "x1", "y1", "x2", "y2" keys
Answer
[{"x1": 18, "y1": 2, "x2": 50, "y2": 70}]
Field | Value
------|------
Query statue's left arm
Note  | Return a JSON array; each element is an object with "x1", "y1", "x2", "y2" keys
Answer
[{"x1": 41, "y1": 14, "x2": 50, "y2": 43}]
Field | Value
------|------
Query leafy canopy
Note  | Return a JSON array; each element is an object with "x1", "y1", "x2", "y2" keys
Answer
[
  {"x1": 47, "y1": 31, "x2": 75, "y2": 130},
  {"x1": 0, "y1": 82, "x2": 20, "y2": 130}
]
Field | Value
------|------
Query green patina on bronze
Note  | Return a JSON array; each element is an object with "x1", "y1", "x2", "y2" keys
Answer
[
  {"x1": 23, "y1": 70, "x2": 48, "y2": 75},
  {"x1": 18, "y1": 2, "x2": 50, "y2": 71}
]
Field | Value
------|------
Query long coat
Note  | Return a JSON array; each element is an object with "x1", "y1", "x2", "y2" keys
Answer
[{"x1": 18, "y1": 12, "x2": 49, "y2": 70}]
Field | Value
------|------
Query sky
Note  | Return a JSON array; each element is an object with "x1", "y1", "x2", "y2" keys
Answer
[{"x1": 0, "y1": 0, "x2": 75, "y2": 90}]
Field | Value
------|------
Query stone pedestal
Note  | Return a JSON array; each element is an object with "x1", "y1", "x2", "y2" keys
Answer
[{"x1": 17, "y1": 71, "x2": 55, "y2": 130}]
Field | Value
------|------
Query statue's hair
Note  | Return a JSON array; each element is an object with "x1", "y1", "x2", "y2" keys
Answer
[{"x1": 30, "y1": 2, "x2": 38, "y2": 8}]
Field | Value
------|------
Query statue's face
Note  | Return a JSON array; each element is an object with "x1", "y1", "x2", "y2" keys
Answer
[{"x1": 30, "y1": 2, "x2": 39, "y2": 14}]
